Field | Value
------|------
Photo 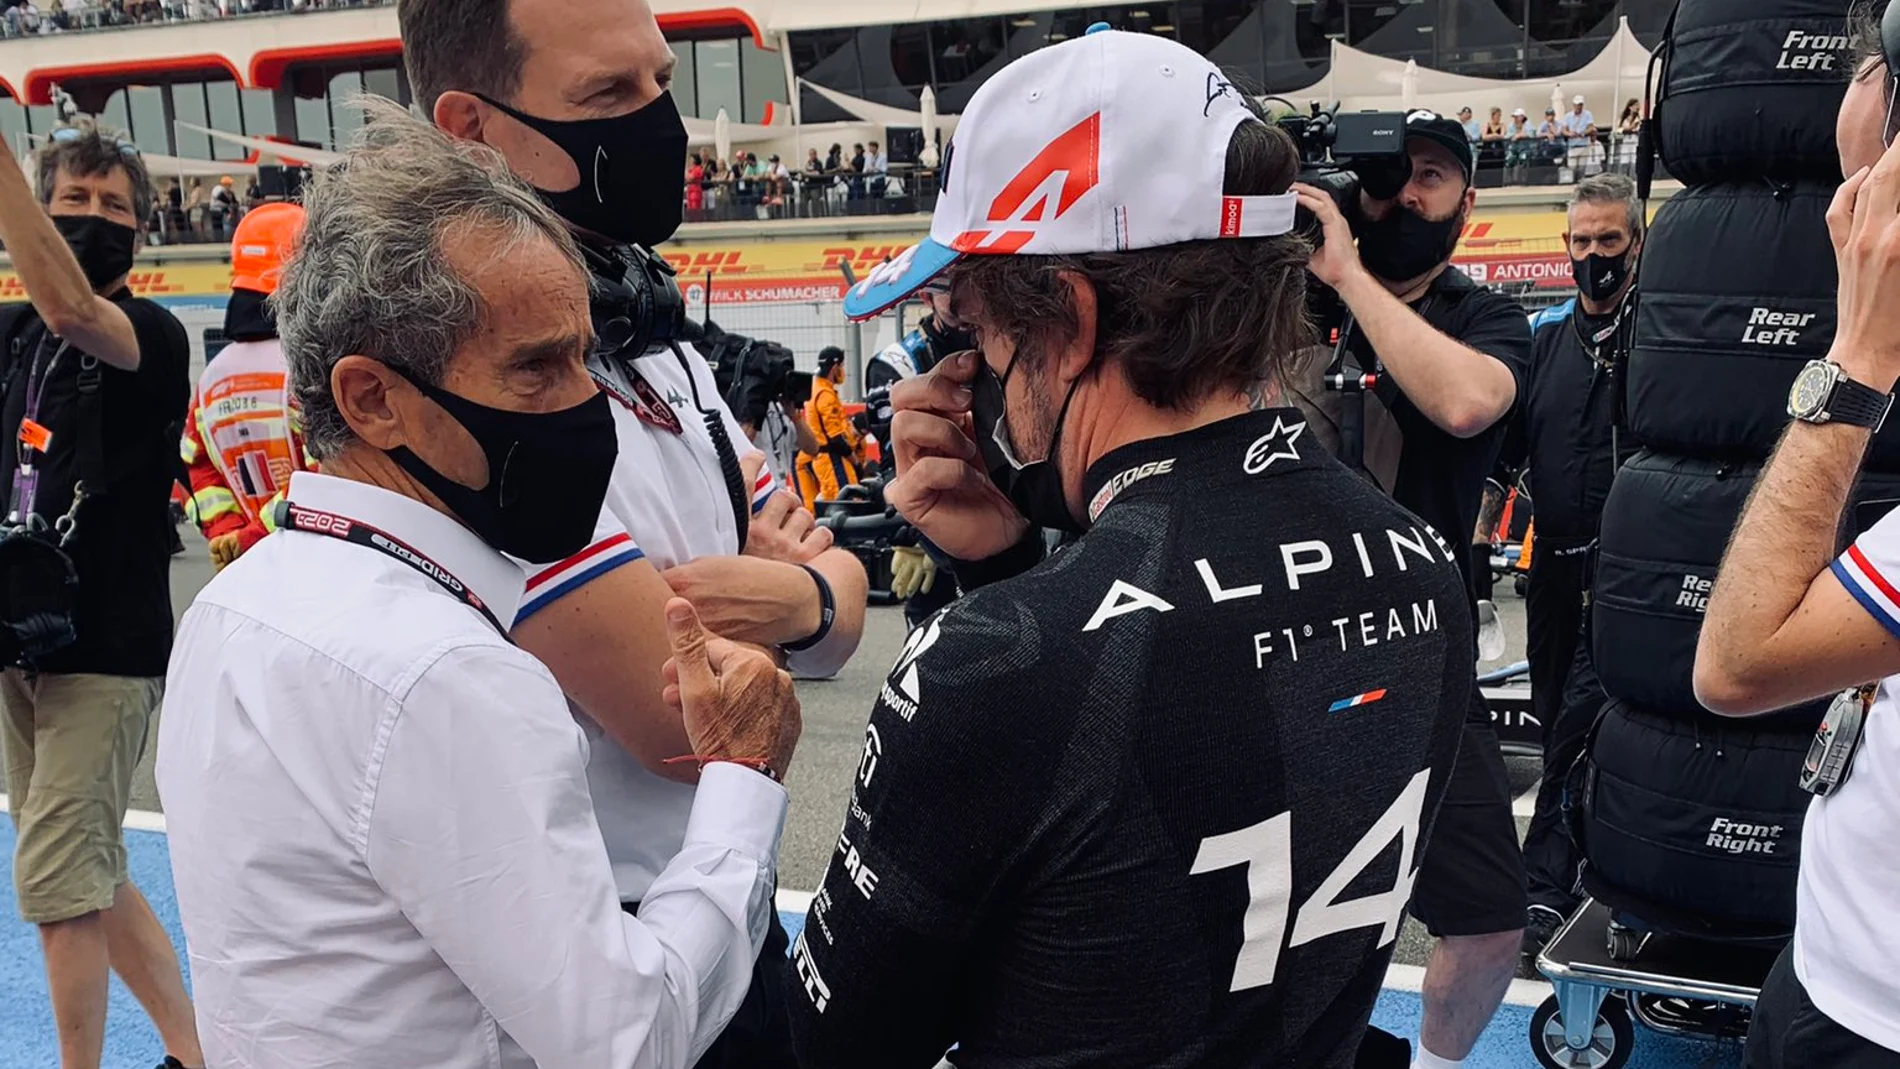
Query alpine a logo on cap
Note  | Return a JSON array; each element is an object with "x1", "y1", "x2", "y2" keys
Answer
[{"x1": 951, "y1": 113, "x2": 1101, "y2": 254}]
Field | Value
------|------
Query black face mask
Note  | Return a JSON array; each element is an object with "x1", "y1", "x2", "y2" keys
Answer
[
  {"x1": 969, "y1": 353, "x2": 1085, "y2": 534},
  {"x1": 53, "y1": 214, "x2": 137, "y2": 290},
  {"x1": 478, "y1": 92, "x2": 689, "y2": 248},
  {"x1": 387, "y1": 375, "x2": 619, "y2": 564},
  {"x1": 223, "y1": 288, "x2": 276, "y2": 341},
  {"x1": 1355, "y1": 203, "x2": 1463, "y2": 284},
  {"x1": 1572, "y1": 249, "x2": 1633, "y2": 304}
]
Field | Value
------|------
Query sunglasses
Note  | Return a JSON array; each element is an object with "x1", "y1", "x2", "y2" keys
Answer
[{"x1": 50, "y1": 127, "x2": 140, "y2": 160}]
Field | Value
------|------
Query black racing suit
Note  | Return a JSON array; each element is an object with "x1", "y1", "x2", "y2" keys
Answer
[
  {"x1": 786, "y1": 409, "x2": 1472, "y2": 1069},
  {"x1": 1498, "y1": 296, "x2": 1628, "y2": 915}
]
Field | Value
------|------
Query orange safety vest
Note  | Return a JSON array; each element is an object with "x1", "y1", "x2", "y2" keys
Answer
[{"x1": 180, "y1": 338, "x2": 308, "y2": 546}]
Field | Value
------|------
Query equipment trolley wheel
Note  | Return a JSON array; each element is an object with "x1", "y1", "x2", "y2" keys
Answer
[{"x1": 1531, "y1": 992, "x2": 1634, "y2": 1069}]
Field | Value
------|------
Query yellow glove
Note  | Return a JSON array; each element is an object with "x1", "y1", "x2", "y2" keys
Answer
[
  {"x1": 889, "y1": 544, "x2": 937, "y2": 599},
  {"x1": 208, "y1": 533, "x2": 243, "y2": 571}
]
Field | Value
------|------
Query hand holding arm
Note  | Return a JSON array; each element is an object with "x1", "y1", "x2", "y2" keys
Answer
[
  {"x1": 659, "y1": 549, "x2": 867, "y2": 678},
  {"x1": 0, "y1": 147, "x2": 140, "y2": 369}
]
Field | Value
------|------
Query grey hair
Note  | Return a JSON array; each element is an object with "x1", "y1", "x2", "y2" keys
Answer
[
  {"x1": 1570, "y1": 172, "x2": 1643, "y2": 240},
  {"x1": 276, "y1": 96, "x2": 586, "y2": 461}
]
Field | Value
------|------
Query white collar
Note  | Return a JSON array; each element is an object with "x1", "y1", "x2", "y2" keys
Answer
[{"x1": 283, "y1": 471, "x2": 525, "y2": 626}]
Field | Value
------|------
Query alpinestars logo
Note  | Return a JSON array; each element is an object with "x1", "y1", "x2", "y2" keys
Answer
[
  {"x1": 1242, "y1": 417, "x2": 1305, "y2": 474},
  {"x1": 951, "y1": 113, "x2": 1101, "y2": 254}
]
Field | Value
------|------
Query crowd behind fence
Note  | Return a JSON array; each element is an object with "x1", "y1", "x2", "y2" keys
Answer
[{"x1": 0, "y1": 0, "x2": 386, "y2": 37}]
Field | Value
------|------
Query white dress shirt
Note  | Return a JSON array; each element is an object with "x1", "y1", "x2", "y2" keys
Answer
[
  {"x1": 516, "y1": 347, "x2": 781, "y2": 903},
  {"x1": 157, "y1": 470, "x2": 787, "y2": 1069}
]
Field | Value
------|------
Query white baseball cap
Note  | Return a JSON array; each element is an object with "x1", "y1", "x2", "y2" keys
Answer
[
  {"x1": 1573, "y1": 94, "x2": 1586, "y2": 105},
  {"x1": 842, "y1": 24, "x2": 1297, "y2": 321},
  {"x1": 1512, "y1": 107, "x2": 1527, "y2": 117}
]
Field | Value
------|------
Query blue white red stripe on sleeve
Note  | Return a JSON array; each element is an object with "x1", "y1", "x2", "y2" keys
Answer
[
  {"x1": 1832, "y1": 541, "x2": 1900, "y2": 641},
  {"x1": 751, "y1": 462, "x2": 778, "y2": 514},
  {"x1": 514, "y1": 532, "x2": 644, "y2": 626}
]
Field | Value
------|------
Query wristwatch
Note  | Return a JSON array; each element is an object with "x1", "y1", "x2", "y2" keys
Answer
[{"x1": 1788, "y1": 360, "x2": 1893, "y2": 430}]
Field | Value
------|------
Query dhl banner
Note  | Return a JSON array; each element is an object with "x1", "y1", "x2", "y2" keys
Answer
[{"x1": 0, "y1": 207, "x2": 1588, "y2": 306}]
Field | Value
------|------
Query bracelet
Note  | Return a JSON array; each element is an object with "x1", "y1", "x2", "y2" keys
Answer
[
  {"x1": 780, "y1": 563, "x2": 834, "y2": 653},
  {"x1": 663, "y1": 754, "x2": 783, "y2": 783}
]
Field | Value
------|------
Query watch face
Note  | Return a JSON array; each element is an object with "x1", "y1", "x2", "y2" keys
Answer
[{"x1": 1791, "y1": 363, "x2": 1834, "y2": 418}]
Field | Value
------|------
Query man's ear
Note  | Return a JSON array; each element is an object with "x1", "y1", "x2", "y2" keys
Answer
[
  {"x1": 331, "y1": 356, "x2": 407, "y2": 451},
  {"x1": 433, "y1": 91, "x2": 488, "y2": 142},
  {"x1": 1054, "y1": 270, "x2": 1098, "y2": 383}
]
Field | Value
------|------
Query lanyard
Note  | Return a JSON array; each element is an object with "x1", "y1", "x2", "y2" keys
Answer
[
  {"x1": 9, "y1": 336, "x2": 72, "y2": 521},
  {"x1": 279, "y1": 503, "x2": 509, "y2": 637}
]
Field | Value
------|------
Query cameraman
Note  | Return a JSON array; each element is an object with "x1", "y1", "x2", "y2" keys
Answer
[
  {"x1": 400, "y1": 1, "x2": 868, "y2": 1064},
  {"x1": 1293, "y1": 111, "x2": 1531, "y2": 1069},
  {"x1": 0, "y1": 123, "x2": 203, "y2": 1069}
]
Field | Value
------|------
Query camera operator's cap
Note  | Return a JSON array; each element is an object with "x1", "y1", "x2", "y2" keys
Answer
[
  {"x1": 1403, "y1": 111, "x2": 1476, "y2": 185},
  {"x1": 842, "y1": 24, "x2": 1298, "y2": 321},
  {"x1": 817, "y1": 346, "x2": 846, "y2": 371}
]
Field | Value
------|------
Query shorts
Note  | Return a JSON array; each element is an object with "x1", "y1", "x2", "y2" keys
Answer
[
  {"x1": 1408, "y1": 684, "x2": 1529, "y2": 938},
  {"x1": 1, "y1": 670, "x2": 161, "y2": 924},
  {"x1": 1745, "y1": 947, "x2": 1900, "y2": 1068}
]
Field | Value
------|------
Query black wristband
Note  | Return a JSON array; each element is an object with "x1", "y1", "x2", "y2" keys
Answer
[
  {"x1": 952, "y1": 529, "x2": 1045, "y2": 593},
  {"x1": 781, "y1": 563, "x2": 835, "y2": 653}
]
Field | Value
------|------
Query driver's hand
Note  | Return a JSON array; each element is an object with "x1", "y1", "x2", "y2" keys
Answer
[
  {"x1": 1292, "y1": 183, "x2": 1367, "y2": 291},
  {"x1": 885, "y1": 351, "x2": 1031, "y2": 561}
]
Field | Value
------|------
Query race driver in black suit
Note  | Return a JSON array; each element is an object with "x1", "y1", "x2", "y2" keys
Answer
[{"x1": 785, "y1": 27, "x2": 1471, "y2": 1069}]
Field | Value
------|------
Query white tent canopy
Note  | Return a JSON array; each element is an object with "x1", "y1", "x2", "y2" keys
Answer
[{"x1": 1305, "y1": 18, "x2": 1650, "y2": 120}]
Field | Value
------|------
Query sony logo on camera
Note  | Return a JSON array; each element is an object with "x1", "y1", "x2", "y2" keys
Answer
[{"x1": 1775, "y1": 29, "x2": 1849, "y2": 73}]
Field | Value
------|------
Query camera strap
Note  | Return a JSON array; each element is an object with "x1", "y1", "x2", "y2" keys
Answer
[{"x1": 277, "y1": 502, "x2": 510, "y2": 637}]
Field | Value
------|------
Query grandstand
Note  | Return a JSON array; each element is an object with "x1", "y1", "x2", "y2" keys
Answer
[{"x1": 0, "y1": 0, "x2": 1681, "y2": 356}]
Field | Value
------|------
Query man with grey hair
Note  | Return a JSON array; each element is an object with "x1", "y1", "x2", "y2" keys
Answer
[
  {"x1": 0, "y1": 119, "x2": 200, "y2": 1069},
  {"x1": 156, "y1": 102, "x2": 800, "y2": 1069},
  {"x1": 1502, "y1": 170, "x2": 1644, "y2": 959}
]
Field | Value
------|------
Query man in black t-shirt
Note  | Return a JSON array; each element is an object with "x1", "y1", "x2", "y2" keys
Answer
[
  {"x1": 794, "y1": 31, "x2": 1472, "y2": 1069},
  {"x1": 1292, "y1": 111, "x2": 1532, "y2": 1069},
  {"x1": 0, "y1": 123, "x2": 200, "y2": 1069}
]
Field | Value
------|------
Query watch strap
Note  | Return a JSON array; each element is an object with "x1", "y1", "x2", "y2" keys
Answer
[{"x1": 1830, "y1": 375, "x2": 1894, "y2": 430}]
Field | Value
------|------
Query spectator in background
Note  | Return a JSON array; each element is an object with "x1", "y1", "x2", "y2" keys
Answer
[
  {"x1": 1614, "y1": 98, "x2": 1641, "y2": 171},
  {"x1": 1617, "y1": 98, "x2": 1640, "y2": 136},
  {"x1": 1505, "y1": 107, "x2": 1533, "y2": 173},
  {"x1": 1560, "y1": 94, "x2": 1600, "y2": 177},
  {"x1": 185, "y1": 177, "x2": 206, "y2": 240},
  {"x1": 825, "y1": 142, "x2": 842, "y2": 173},
  {"x1": 866, "y1": 139, "x2": 888, "y2": 198},
  {"x1": 208, "y1": 175, "x2": 236, "y2": 240},
  {"x1": 1537, "y1": 106, "x2": 1564, "y2": 163},
  {"x1": 1459, "y1": 106, "x2": 1481, "y2": 146},
  {"x1": 805, "y1": 147, "x2": 822, "y2": 178},
  {"x1": 767, "y1": 154, "x2": 790, "y2": 198},
  {"x1": 1482, "y1": 106, "x2": 1505, "y2": 143},
  {"x1": 685, "y1": 152, "x2": 706, "y2": 216}
]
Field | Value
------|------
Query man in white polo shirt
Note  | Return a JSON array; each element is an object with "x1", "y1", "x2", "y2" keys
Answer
[
  {"x1": 156, "y1": 104, "x2": 799, "y2": 1069},
  {"x1": 1694, "y1": 9, "x2": 1900, "y2": 1066}
]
